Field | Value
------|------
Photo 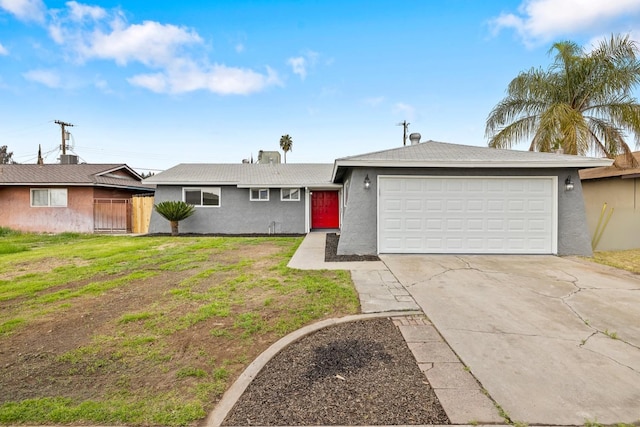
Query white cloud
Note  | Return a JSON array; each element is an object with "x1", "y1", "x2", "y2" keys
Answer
[
  {"x1": 128, "y1": 61, "x2": 281, "y2": 95},
  {"x1": 287, "y1": 50, "x2": 319, "y2": 80},
  {"x1": 287, "y1": 56, "x2": 307, "y2": 79},
  {"x1": 393, "y1": 102, "x2": 416, "y2": 120},
  {"x1": 235, "y1": 43, "x2": 244, "y2": 53},
  {"x1": 67, "y1": 0, "x2": 106, "y2": 22},
  {"x1": 23, "y1": 69, "x2": 61, "y2": 87},
  {"x1": 94, "y1": 76, "x2": 113, "y2": 93},
  {"x1": 42, "y1": 2, "x2": 279, "y2": 95},
  {"x1": 490, "y1": 0, "x2": 640, "y2": 45},
  {"x1": 363, "y1": 96, "x2": 385, "y2": 107},
  {"x1": 49, "y1": 9, "x2": 203, "y2": 68},
  {"x1": 0, "y1": 0, "x2": 45, "y2": 23},
  {"x1": 0, "y1": 42, "x2": 8, "y2": 55},
  {"x1": 83, "y1": 20, "x2": 202, "y2": 66}
]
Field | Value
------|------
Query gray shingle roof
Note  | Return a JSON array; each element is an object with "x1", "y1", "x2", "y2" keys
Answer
[
  {"x1": 337, "y1": 140, "x2": 613, "y2": 165},
  {"x1": 0, "y1": 164, "x2": 153, "y2": 190},
  {"x1": 144, "y1": 163, "x2": 337, "y2": 187},
  {"x1": 332, "y1": 140, "x2": 613, "y2": 181}
]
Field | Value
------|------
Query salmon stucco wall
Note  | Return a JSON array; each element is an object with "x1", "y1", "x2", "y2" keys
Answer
[
  {"x1": 0, "y1": 186, "x2": 95, "y2": 233},
  {"x1": 582, "y1": 177, "x2": 640, "y2": 251}
]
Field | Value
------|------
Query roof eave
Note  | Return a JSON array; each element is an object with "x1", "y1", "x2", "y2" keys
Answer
[
  {"x1": 237, "y1": 183, "x2": 339, "y2": 188},
  {"x1": 331, "y1": 159, "x2": 613, "y2": 181},
  {"x1": 144, "y1": 180, "x2": 239, "y2": 186},
  {"x1": 94, "y1": 183, "x2": 155, "y2": 191},
  {"x1": 0, "y1": 182, "x2": 95, "y2": 186}
]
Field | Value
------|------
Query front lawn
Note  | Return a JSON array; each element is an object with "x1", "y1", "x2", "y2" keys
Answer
[
  {"x1": 0, "y1": 230, "x2": 359, "y2": 426},
  {"x1": 591, "y1": 249, "x2": 640, "y2": 274}
]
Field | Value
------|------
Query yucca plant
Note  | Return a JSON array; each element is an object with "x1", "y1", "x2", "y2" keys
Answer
[{"x1": 154, "y1": 201, "x2": 196, "y2": 236}]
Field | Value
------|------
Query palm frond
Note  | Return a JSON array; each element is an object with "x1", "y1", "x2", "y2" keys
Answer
[{"x1": 486, "y1": 33, "x2": 640, "y2": 159}]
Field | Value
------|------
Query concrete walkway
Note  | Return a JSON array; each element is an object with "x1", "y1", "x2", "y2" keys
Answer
[
  {"x1": 288, "y1": 231, "x2": 421, "y2": 312},
  {"x1": 383, "y1": 254, "x2": 640, "y2": 425}
]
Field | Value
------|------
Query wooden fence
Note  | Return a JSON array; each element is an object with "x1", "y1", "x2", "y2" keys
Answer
[
  {"x1": 132, "y1": 194, "x2": 155, "y2": 234},
  {"x1": 94, "y1": 199, "x2": 131, "y2": 233}
]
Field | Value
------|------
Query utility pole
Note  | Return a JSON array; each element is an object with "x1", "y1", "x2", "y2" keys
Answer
[
  {"x1": 396, "y1": 120, "x2": 410, "y2": 146},
  {"x1": 54, "y1": 120, "x2": 74, "y2": 155}
]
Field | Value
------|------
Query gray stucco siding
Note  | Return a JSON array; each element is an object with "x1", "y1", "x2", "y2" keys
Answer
[
  {"x1": 148, "y1": 185, "x2": 306, "y2": 234},
  {"x1": 337, "y1": 167, "x2": 591, "y2": 257}
]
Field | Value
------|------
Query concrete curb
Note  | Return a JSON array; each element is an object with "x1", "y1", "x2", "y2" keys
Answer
[{"x1": 205, "y1": 311, "x2": 423, "y2": 427}]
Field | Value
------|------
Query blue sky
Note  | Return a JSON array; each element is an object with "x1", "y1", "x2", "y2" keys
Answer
[{"x1": 1, "y1": 0, "x2": 640, "y2": 172}]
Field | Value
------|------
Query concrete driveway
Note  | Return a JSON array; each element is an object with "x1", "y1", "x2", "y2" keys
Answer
[{"x1": 381, "y1": 254, "x2": 640, "y2": 425}]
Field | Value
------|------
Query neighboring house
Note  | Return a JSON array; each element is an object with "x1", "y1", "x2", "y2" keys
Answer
[
  {"x1": 579, "y1": 152, "x2": 640, "y2": 251},
  {"x1": 146, "y1": 138, "x2": 611, "y2": 256},
  {"x1": 0, "y1": 164, "x2": 154, "y2": 233}
]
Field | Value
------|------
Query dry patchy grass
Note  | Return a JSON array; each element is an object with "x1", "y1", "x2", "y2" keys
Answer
[{"x1": 0, "y1": 232, "x2": 359, "y2": 426}]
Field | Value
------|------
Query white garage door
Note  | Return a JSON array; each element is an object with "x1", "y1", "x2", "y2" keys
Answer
[{"x1": 378, "y1": 176, "x2": 557, "y2": 254}]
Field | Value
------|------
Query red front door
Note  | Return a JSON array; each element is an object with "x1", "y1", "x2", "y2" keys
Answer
[{"x1": 311, "y1": 191, "x2": 340, "y2": 229}]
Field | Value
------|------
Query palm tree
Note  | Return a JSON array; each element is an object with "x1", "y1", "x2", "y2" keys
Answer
[
  {"x1": 279, "y1": 134, "x2": 293, "y2": 163},
  {"x1": 154, "y1": 201, "x2": 195, "y2": 236},
  {"x1": 486, "y1": 34, "x2": 640, "y2": 165}
]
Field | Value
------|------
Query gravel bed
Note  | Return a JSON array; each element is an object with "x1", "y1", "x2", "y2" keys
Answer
[
  {"x1": 324, "y1": 233, "x2": 380, "y2": 262},
  {"x1": 222, "y1": 318, "x2": 450, "y2": 426}
]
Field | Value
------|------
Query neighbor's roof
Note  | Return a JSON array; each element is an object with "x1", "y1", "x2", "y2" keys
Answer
[
  {"x1": 0, "y1": 164, "x2": 154, "y2": 190},
  {"x1": 144, "y1": 163, "x2": 338, "y2": 188},
  {"x1": 332, "y1": 140, "x2": 613, "y2": 181},
  {"x1": 579, "y1": 152, "x2": 640, "y2": 180}
]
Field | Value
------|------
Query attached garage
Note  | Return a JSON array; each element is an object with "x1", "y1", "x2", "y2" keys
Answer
[
  {"x1": 332, "y1": 138, "x2": 612, "y2": 257},
  {"x1": 378, "y1": 176, "x2": 557, "y2": 254}
]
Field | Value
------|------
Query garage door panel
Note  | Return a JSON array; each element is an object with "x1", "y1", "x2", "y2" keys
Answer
[{"x1": 379, "y1": 177, "x2": 555, "y2": 254}]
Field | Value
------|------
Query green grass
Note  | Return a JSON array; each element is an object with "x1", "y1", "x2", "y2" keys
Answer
[{"x1": 0, "y1": 232, "x2": 359, "y2": 426}]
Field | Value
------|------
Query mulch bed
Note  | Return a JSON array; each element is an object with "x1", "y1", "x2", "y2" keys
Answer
[
  {"x1": 324, "y1": 233, "x2": 380, "y2": 262},
  {"x1": 222, "y1": 318, "x2": 449, "y2": 426}
]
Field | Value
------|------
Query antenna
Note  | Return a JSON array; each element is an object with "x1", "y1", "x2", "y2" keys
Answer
[{"x1": 396, "y1": 120, "x2": 410, "y2": 146}]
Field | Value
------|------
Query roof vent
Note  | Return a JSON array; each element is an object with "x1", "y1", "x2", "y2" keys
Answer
[{"x1": 409, "y1": 133, "x2": 421, "y2": 145}]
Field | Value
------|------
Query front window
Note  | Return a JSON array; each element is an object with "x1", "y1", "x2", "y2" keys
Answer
[
  {"x1": 250, "y1": 188, "x2": 269, "y2": 201},
  {"x1": 281, "y1": 188, "x2": 300, "y2": 201},
  {"x1": 31, "y1": 188, "x2": 67, "y2": 207},
  {"x1": 183, "y1": 187, "x2": 220, "y2": 206}
]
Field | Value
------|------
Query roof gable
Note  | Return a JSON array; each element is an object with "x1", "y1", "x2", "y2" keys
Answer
[{"x1": 333, "y1": 140, "x2": 613, "y2": 181}]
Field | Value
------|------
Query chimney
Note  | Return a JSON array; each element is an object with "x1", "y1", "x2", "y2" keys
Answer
[{"x1": 409, "y1": 133, "x2": 421, "y2": 145}]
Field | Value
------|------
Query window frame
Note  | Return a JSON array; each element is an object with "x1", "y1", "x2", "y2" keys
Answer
[
  {"x1": 30, "y1": 188, "x2": 68, "y2": 207},
  {"x1": 250, "y1": 188, "x2": 270, "y2": 201},
  {"x1": 183, "y1": 187, "x2": 221, "y2": 207},
  {"x1": 280, "y1": 188, "x2": 301, "y2": 202}
]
